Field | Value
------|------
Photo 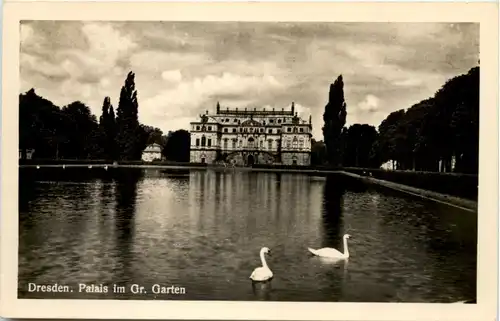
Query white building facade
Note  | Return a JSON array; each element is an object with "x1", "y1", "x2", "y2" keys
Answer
[
  {"x1": 141, "y1": 143, "x2": 163, "y2": 162},
  {"x1": 189, "y1": 102, "x2": 312, "y2": 166}
]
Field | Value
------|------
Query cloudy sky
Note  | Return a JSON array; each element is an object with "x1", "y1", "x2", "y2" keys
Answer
[{"x1": 20, "y1": 21, "x2": 478, "y2": 140}]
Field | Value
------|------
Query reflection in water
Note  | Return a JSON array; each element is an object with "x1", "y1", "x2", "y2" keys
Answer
[
  {"x1": 252, "y1": 280, "x2": 273, "y2": 301},
  {"x1": 114, "y1": 169, "x2": 142, "y2": 285},
  {"x1": 18, "y1": 168, "x2": 477, "y2": 302},
  {"x1": 321, "y1": 175, "x2": 345, "y2": 249}
]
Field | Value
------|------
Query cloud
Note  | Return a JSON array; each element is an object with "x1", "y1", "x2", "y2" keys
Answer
[
  {"x1": 19, "y1": 21, "x2": 479, "y2": 140},
  {"x1": 140, "y1": 72, "x2": 285, "y2": 128},
  {"x1": 161, "y1": 70, "x2": 183, "y2": 83},
  {"x1": 357, "y1": 95, "x2": 380, "y2": 113}
]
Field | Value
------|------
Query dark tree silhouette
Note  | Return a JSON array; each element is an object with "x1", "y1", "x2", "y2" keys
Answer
[
  {"x1": 116, "y1": 71, "x2": 144, "y2": 160},
  {"x1": 322, "y1": 75, "x2": 347, "y2": 166},
  {"x1": 371, "y1": 66, "x2": 479, "y2": 173},
  {"x1": 60, "y1": 101, "x2": 99, "y2": 159},
  {"x1": 341, "y1": 124, "x2": 378, "y2": 168},
  {"x1": 163, "y1": 130, "x2": 191, "y2": 162},
  {"x1": 98, "y1": 96, "x2": 117, "y2": 160}
]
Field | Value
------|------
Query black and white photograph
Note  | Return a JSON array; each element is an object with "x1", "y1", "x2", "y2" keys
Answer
[{"x1": 1, "y1": 1, "x2": 498, "y2": 320}]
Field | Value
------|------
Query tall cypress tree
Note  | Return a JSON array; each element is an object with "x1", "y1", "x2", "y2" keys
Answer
[
  {"x1": 98, "y1": 96, "x2": 117, "y2": 160},
  {"x1": 116, "y1": 71, "x2": 141, "y2": 160},
  {"x1": 322, "y1": 75, "x2": 347, "y2": 166}
]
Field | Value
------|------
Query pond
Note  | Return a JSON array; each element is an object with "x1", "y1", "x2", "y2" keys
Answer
[{"x1": 18, "y1": 167, "x2": 477, "y2": 302}]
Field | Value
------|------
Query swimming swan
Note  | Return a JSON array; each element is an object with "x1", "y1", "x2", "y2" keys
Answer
[
  {"x1": 250, "y1": 247, "x2": 273, "y2": 282},
  {"x1": 308, "y1": 234, "x2": 351, "y2": 259}
]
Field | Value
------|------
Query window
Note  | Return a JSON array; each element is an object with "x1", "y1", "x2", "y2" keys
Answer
[
  {"x1": 234, "y1": 119, "x2": 238, "y2": 123},
  {"x1": 201, "y1": 136, "x2": 206, "y2": 147},
  {"x1": 286, "y1": 139, "x2": 291, "y2": 148},
  {"x1": 208, "y1": 126, "x2": 212, "y2": 131},
  {"x1": 277, "y1": 129, "x2": 281, "y2": 134},
  {"x1": 293, "y1": 127, "x2": 298, "y2": 133},
  {"x1": 292, "y1": 137, "x2": 298, "y2": 149},
  {"x1": 248, "y1": 137, "x2": 255, "y2": 148},
  {"x1": 226, "y1": 118, "x2": 229, "y2": 122},
  {"x1": 270, "y1": 119, "x2": 274, "y2": 123},
  {"x1": 287, "y1": 127, "x2": 291, "y2": 132},
  {"x1": 299, "y1": 128, "x2": 304, "y2": 133},
  {"x1": 233, "y1": 128, "x2": 236, "y2": 133},
  {"x1": 224, "y1": 139, "x2": 228, "y2": 149},
  {"x1": 208, "y1": 139, "x2": 212, "y2": 147},
  {"x1": 244, "y1": 128, "x2": 247, "y2": 133},
  {"x1": 224, "y1": 128, "x2": 228, "y2": 133},
  {"x1": 196, "y1": 138, "x2": 200, "y2": 146},
  {"x1": 299, "y1": 139, "x2": 304, "y2": 148},
  {"x1": 268, "y1": 139, "x2": 273, "y2": 150},
  {"x1": 260, "y1": 128, "x2": 264, "y2": 133},
  {"x1": 201, "y1": 157, "x2": 206, "y2": 164},
  {"x1": 260, "y1": 140, "x2": 263, "y2": 148},
  {"x1": 250, "y1": 128, "x2": 253, "y2": 132},
  {"x1": 278, "y1": 119, "x2": 281, "y2": 123},
  {"x1": 232, "y1": 139, "x2": 237, "y2": 148},
  {"x1": 268, "y1": 129, "x2": 273, "y2": 134},
  {"x1": 196, "y1": 126, "x2": 200, "y2": 130}
]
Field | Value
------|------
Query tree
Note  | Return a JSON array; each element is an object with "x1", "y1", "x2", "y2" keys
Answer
[
  {"x1": 141, "y1": 125, "x2": 164, "y2": 146},
  {"x1": 115, "y1": 71, "x2": 144, "y2": 160},
  {"x1": 342, "y1": 124, "x2": 378, "y2": 168},
  {"x1": 163, "y1": 130, "x2": 190, "y2": 162},
  {"x1": 60, "y1": 101, "x2": 99, "y2": 159},
  {"x1": 322, "y1": 75, "x2": 347, "y2": 166},
  {"x1": 311, "y1": 139, "x2": 328, "y2": 165},
  {"x1": 371, "y1": 66, "x2": 479, "y2": 174},
  {"x1": 98, "y1": 96, "x2": 117, "y2": 160}
]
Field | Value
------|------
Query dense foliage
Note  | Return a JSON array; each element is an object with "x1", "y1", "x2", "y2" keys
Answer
[
  {"x1": 18, "y1": 71, "x2": 186, "y2": 162},
  {"x1": 322, "y1": 75, "x2": 347, "y2": 166},
  {"x1": 20, "y1": 66, "x2": 478, "y2": 174},
  {"x1": 318, "y1": 66, "x2": 479, "y2": 174}
]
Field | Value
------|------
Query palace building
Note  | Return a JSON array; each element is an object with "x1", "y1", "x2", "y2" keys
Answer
[{"x1": 189, "y1": 102, "x2": 313, "y2": 166}]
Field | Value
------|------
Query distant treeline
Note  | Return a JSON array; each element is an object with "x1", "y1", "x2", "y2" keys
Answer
[
  {"x1": 20, "y1": 66, "x2": 479, "y2": 175},
  {"x1": 19, "y1": 72, "x2": 190, "y2": 162},
  {"x1": 317, "y1": 66, "x2": 479, "y2": 174}
]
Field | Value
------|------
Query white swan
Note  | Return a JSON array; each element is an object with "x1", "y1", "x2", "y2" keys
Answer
[
  {"x1": 308, "y1": 234, "x2": 351, "y2": 259},
  {"x1": 250, "y1": 247, "x2": 273, "y2": 282}
]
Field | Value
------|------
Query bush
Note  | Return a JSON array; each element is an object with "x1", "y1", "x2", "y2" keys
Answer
[{"x1": 342, "y1": 167, "x2": 478, "y2": 200}]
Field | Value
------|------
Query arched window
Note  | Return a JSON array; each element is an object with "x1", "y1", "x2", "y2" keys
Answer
[
  {"x1": 248, "y1": 137, "x2": 255, "y2": 148},
  {"x1": 201, "y1": 136, "x2": 206, "y2": 147},
  {"x1": 293, "y1": 127, "x2": 298, "y2": 133}
]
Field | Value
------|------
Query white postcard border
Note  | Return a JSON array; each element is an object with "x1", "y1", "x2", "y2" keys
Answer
[{"x1": 1, "y1": 2, "x2": 498, "y2": 320}]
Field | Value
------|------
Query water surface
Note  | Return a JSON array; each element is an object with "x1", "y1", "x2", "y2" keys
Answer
[{"x1": 18, "y1": 168, "x2": 477, "y2": 302}]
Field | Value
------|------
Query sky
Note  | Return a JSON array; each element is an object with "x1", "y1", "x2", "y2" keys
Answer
[{"x1": 20, "y1": 21, "x2": 479, "y2": 140}]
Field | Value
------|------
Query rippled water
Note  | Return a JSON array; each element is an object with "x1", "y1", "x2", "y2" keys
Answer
[{"x1": 18, "y1": 168, "x2": 477, "y2": 302}]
